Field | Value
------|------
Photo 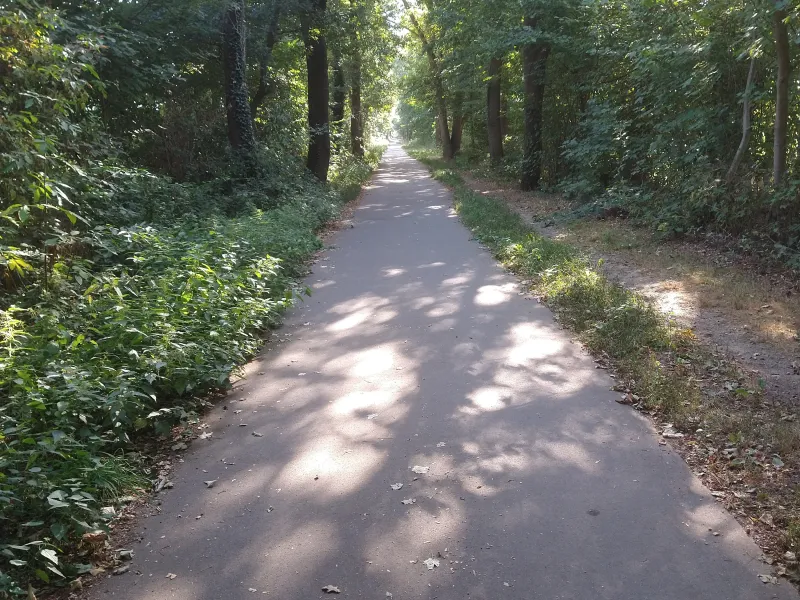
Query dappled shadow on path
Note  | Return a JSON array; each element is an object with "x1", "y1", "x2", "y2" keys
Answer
[{"x1": 95, "y1": 146, "x2": 794, "y2": 600}]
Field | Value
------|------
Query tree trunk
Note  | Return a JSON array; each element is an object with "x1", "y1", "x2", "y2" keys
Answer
[
  {"x1": 726, "y1": 57, "x2": 756, "y2": 186},
  {"x1": 521, "y1": 15, "x2": 550, "y2": 191},
  {"x1": 773, "y1": 7, "x2": 790, "y2": 187},
  {"x1": 250, "y1": 2, "x2": 281, "y2": 118},
  {"x1": 350, "y1": 46, "x2": 364, "y2": 158},
  {"x1": 303, "y1": 0, "x2": 330, "y2": 182},
  {"x1": 331, "y1": 49, "x2": 346, "y2": 125},
  {"x1": 451, "y1": 113, "x2": 466, "y2": 155},
  {"x1": 431, "y1": 72, "x2": 453, "y2": 160},
  {"x1": 402, "y1": 0, "x2": 453, "y2": 160},
  {"x1": 222, "y1": 0, "x2": 257, "y2": 156},
  {"x1": 500, "y1": 93, "x2": 509, "y2": 138},
  {"x1": 487, "y1": 57, "x2": 504, "y2": 163}
]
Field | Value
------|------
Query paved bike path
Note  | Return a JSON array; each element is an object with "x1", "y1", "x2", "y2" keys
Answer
[{"x1": 92, "y1": 145, "x2": 795, "y2": 600}]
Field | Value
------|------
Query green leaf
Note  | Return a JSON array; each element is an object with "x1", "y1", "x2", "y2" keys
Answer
[
  {"x1": 18, "y1": 205, "x2": 30, "y2": 223},
  {"x1": 50, "y1": 522, "x2": 68, "y2": 540},
  {"x1": 40, "y1": 548, "x2": 58, "y2": 564},
  {"x1": 62, "y1": 209, "x2": 78, "y2": 225},
  {"x1": 9, "y1": 559, "x2": 27, "y2": 567},
  {"x1": 47, "y1": 563, "x2": 65, "y2": 578}
]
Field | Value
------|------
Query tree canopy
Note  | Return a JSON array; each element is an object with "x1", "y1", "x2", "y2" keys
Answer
[{"x1": 394, "y1": 0, "x2": 800, "y2": 261}]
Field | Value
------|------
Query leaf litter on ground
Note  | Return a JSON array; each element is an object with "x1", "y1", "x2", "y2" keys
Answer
[
  {"x1": 411, "y1": 465, "x2": 429, "y2": 474},
  {"x1": 321, "y1": 585, "x2": 341, "y2": 593},
  {"x1": 390, "y1": 483, "x2": 403, "y2": 490},
  {"x1": 423, "y1": 558, "x2": 440, "y2": 570}
]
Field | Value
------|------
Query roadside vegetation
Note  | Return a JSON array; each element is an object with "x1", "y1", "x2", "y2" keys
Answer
[{"x1": 0, "y1": 0, "x2": 397, "y2": 595}]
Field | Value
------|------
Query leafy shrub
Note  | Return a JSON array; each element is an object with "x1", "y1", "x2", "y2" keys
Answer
[{"x1": 0, "y1": 149, "x2": 381, "y2": 595}]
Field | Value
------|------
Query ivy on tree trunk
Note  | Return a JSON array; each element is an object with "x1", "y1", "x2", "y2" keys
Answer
[{"x1": 222, "y1": 0, "x2": 257, "y2": 160}]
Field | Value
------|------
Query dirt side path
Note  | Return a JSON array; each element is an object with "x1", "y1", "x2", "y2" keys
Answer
[{"x1": 461, "y1": 172, "x2": 800, "y2": 409}]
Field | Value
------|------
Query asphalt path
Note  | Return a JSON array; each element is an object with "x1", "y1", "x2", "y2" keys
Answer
[{"x1": 91, "y1": 145, "x2": 796, "y2": 600}]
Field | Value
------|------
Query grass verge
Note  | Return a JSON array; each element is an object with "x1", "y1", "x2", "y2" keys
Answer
[{"x1": 410, "y1": 147, "x2": 800, "y2": 583}]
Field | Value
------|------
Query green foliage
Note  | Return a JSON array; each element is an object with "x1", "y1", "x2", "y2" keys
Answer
[
  {"x1": 0, "y1": 2, "x2": 106, "y2": 280},
  {"x1": 0, "y1": 0, "x2": 393, "y2": 593},
  {"x1": 396, "y1": 0, "x2": 800, "y2": 263}
]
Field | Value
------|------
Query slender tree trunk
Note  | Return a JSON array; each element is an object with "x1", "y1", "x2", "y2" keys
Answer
[
  {"x1": 402, "y1": 0, "x2": 453, "y2": 160},
  {"x1": 487, "y1": 57, "x2": 504, "y2": 163},
  {"x1": 350, "y1": 46, "x2": 364, "y2": 158},
  {"x1": 250, "y1": 2, "x2": 281, "y2": 118},
  {"x1": 500, "y1": 93, "x2": 509, "y2": 138},
  {"x1": 431, "y1": 72, "x2": 453, "y2": 160},
  {"x1": 773, "y1": 7, "x2": 790, "y2": 187},
  {"x1": 331, "y1": 49, "x2": 346, "y2": 125},
  {"x1": 449, "y1": 92, "x2": 465, "y2": 155},
  {"x1": 222, "y1": 0, "x2": 257, "y2": 156},
  {"x1": 726, "y1": 58, "x2": 756, "y2": 186},
  {"x1": 303, "y1": 0, "x2": 330, "y2": 182},
  {"x1": 521, "y1": 15, "x2": 550, "y2": 191},
  {"x1": 451, "y1": 114, "x2": 466, "y2": 155}
]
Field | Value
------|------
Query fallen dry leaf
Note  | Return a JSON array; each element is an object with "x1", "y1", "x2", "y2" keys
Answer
[
  {"x1": 423, "y1": 558, "x2": 440, "y2": 570},
  {"x1": 199, "y1": 432, "x2": 213, "y2": 440},
  {"x1": 390, "y1": 483, "x2": 403, "y2": 491},
  {"x1": 203, "y1": 480, "x2": 218, "y2": 489},
  {"x1": 166, "y1": 573, "x2": 177, "y2": 580},
  {"x1": 321, "y1": 585, "x2": 341, "y2": 593},
  {"x1": 661, "y1": 424, "x2": 684, "y2": 439},
  {"x1": 411, "y1": 465, "x2": 429, "y2": 474},
  {"x1": 401, "y1": 498, "x2": 416, "y2": 505}
]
